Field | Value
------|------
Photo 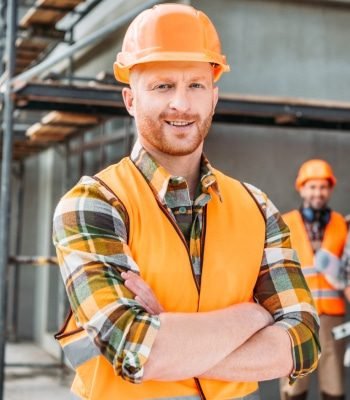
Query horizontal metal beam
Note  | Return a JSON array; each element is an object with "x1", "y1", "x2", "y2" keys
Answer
[
  {"x1": 5, "y1": 363, "x2": 62, "y2": 368},
  {"x1": 12, "y1": 82, "x2": 350, "y2": 131},
  {"x1": 8, "y1": 255, "x2": 58, "y2": 266},
  {"x1": 283, "y1": 0, "x2": 350, "y2": 9},
  {"x1": 13, "y1": 82, "x2": 127, "y2": 116},
  {"x1": 215, "y1": 96, "x2": 350, "y2": 129}
]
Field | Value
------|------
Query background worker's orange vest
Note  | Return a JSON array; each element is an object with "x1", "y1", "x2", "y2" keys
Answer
[
  {"x1": 283, "y1": 210, "x2": 347, "y2": 316},
  {"x1": 57, "y1": 157, "x2": 266, "y2": 400}
]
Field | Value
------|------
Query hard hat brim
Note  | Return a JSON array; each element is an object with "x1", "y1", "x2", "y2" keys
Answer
[
  {"x1": 295, "y1": 176, "x2": 337, "y2": 190},
  {"x1": 114, "y1": 51, "x2": 230, "y2": 84}
]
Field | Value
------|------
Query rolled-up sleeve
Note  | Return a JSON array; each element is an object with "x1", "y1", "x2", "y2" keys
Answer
[
  {"x1": 246, "y1": 184, "x2": 321, "y2": 382},
  {"x1": 53, "y1": 176, "x2": 160, "y2": 383}
]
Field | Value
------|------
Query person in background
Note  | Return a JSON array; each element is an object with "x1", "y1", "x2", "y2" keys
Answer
[
  {"x1": 281, "y1": 159, "x2": 349, "y2": 400},
  {"x1": 53, "y1": 4, "x2": 320, "y2": 400}
]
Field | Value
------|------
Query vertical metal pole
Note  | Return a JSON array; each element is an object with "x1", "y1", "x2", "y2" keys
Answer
[
  {"x1": 0, "y1": 0, "x2": 17, "y2": 398},
  {"x1": 57, "y1": 141, "x2": 71, "y2": 367},
  {"x1": 78, "y1": 133, "x2": 85, "y2": 176},
  {"x1": 64, "y1": 141, "x2": 71, "y2": 193},
  {"x1": 67, "y1": 28, "x2": 74, "y2": 85},
  {"x1": 0, "y1": 0, "x2": 6, "y2": 76},
  {"x1": 99, "y1": 122, "x2": 106, "y2": 170},
  {"x1": 10, "y1": 161, "x2": 24, "y2": 342}
]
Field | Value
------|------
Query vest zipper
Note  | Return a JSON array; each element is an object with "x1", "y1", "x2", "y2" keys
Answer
[
  {"x1": 199, "y1": 205, "x2": 207, "y2": 289},
  {"x1": 194, "y1": 377, "x2": 206, "y2": 400},
  {"x1": 156, "y1": 199, "x2": 207, "y2": 400}
]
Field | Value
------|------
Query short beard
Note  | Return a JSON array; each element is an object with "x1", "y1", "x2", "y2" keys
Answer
[{"x1": 137, "y1": 113, "x2": 213, "y2": 156}]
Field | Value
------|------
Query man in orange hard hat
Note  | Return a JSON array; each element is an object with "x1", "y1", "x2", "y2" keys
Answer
[
  {"x1": 280, "y1": 159, "x2": 349, "y2": 400},
  {"x1": 53, "y1": 4, "x2": 320, "y2": 400}
]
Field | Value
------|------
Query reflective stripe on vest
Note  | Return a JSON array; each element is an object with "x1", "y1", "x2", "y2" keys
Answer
[
  {"x1": 56, "y1": 157, "x2": 265, "y2": 400},
  {"x1": 282, "y1": 209, "x2": 347, "y2": 315},
  {"x1": 311, "y1": 289, "x2": 342, "y2": 299}
]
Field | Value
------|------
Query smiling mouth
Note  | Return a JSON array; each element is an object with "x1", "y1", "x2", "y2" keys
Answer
[{"x1": 165, "y1": 120, "x2": 194, "y2": 127}]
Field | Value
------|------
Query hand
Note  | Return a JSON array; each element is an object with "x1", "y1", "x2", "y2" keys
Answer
[{"x1": 121, "y1": 270, "x2": 164, "y2": 315}]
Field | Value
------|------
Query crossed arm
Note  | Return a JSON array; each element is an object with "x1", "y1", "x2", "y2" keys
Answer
[
  {"x1": 53, "y1": 180, "x2": 320, "y2": 384},
  {"x1": 122, "y1": 270, "x2": 293, "y2": 382}
]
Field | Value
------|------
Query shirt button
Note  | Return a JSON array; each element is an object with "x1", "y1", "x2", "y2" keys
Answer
[{"x1": 179, "y1": 206, "x2": 187, "y2": 214}]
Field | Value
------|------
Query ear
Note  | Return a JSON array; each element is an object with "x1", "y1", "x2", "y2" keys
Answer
[
  {"x1": 211, "y1": 86, "x2": 219, "y2": 115},
  {"x1": 299, "y1": 186, "x2": 306, "y2": 199},
  {"x1": 122, "y1": 87, "x2": 135, "y2": 116}
]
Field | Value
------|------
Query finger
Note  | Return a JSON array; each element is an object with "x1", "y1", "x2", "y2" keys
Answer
[
  {"x1": 121, "y1": 271, "x2": 164, "y2": 313},
  {"x1": 122, "y1": 270, "x2": 141, "y2": 281},
  {"x1": 125, "y1": 278, "x2": 164, "y2": 313},
  {"x1": 124, "y1": 277, "x2": 156, "y2": 310},
  {"x1": 135, "y1": 295, "x2": 156, "y2": 314},
  {"x1": 122, "y1": 271, "x2": 150, "y2": 291},
  {"x1": 124, "y1": 274, "x2": 154, "y2": 300},
  {"x1": 123, "y1": 275, "x2": 148, "y2": 294}
]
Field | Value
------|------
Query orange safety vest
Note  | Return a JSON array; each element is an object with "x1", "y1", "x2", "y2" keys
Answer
[
  {"x1": 56, "y1": 157, "x2": 266, "y2": 400},
  {"x1": 283, "y1": 210, "x2": 347, "y2": 316}
]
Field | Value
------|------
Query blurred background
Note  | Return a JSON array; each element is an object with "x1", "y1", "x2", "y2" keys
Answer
[{"x1": 0, "y1": 0, "x2": 350, "y2": 399}]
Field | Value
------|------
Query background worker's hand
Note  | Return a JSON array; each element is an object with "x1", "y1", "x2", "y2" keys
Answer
[{"x1": 121, "y1": 270, "x2": 164, "y2": 315}]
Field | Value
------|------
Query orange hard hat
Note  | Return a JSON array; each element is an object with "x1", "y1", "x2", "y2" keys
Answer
[
  {"x1": 114, "y1": 3, "x2": 230, "y2": 84},
  {"x1": 295, "y1": 159, "x2": 337, "y2": 190}
]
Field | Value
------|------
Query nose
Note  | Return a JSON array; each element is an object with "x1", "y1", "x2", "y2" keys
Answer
[
  {"x1": 314, "y1": 188, "x2": 323, "y2": 197},
  {"x1": 168, "y1": 86, "x2": 190, "y2": 113}
]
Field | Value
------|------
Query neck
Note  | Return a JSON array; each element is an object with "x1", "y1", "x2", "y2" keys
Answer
[
  {"x1": 302, "y1": 202, "x2": 328, "y2": 211},
  {"x1": 144, "y1": 145, "x2": 202, "y2": 199}
]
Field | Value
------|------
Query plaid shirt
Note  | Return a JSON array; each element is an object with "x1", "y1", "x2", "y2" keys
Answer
[{"x1": 53, "y1": 141, "x2": 320, "y2": 384}]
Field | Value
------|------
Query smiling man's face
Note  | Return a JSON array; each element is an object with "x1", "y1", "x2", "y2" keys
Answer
[
  {"x1": 299, "y1": 178, "x2": 333, "y2": 210},
  {"x1": 122, "y1": 61, "x2": 218, "y2": 156}
]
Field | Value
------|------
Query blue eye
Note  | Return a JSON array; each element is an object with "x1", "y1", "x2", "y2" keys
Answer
[
  {"x1": 154, "y1": 83, "x2": 172, "y2": 90},
  {"x1": 190, "y1": 83, "x2": 204, "y2": 89}
]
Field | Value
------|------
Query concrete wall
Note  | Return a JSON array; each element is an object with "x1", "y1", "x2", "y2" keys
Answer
[
  {"x1": 205, "y1": 123, "x2": 350, "y2": 215},
  {"x1": 194, "y1": 0, "x2": 350, "y2": 101},
  {"x1": 16, "y1": 156, "x2": 40, "y2": 339}
]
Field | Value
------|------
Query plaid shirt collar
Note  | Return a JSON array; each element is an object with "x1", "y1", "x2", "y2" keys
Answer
[{"x1": 130, "y1": 140, "x2": 221, "y2": 205}]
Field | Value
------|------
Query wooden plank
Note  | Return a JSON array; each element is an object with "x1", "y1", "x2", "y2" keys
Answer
[
  {"x1": 29, "y1": 134, "x2": 67, "y2": 142},
  {"x1": 15, "y1": 59, "x2": 33, "y2": 68},
  {"x1": 95, "y1": 71, "x2": 116, "y2": 85},
  {"x1": 20, "y1": 8, "x2": 65, "y2": 28},
  {"x1": 36, "y1": 0, "x2": 83, "y2": 8},
  {"x1": 26, "y1": 122, "x2": 77, "y2": 138},
  {"x1": 30, "y1": 26, "x2": 65, "y2": 40},
  {"x1": 16, "y1": 37, "x2": 47, "y2": 51},
  {"x1": 41, "y1": 111, "x2": 100, "y2": 125},
  {"x1": 16, "y1": 49, "x2": 41, "y2": 59}
]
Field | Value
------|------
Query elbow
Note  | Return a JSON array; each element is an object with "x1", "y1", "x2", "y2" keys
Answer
[
  {"x1": 143, "y1": 357, "x2": 167, "y2": 381},
  {"x1": 274, "y1": 327, "x2": 294, "y2": 378},
  {"x1": 143, "y1": 359, "x2": 187, "y2": 382},
  {"x1": 278, "y1": 351, "x2": 294, "y2": 378},
  {"x1": 143, "y1": 361, "x2": 158, "y2": 381}
]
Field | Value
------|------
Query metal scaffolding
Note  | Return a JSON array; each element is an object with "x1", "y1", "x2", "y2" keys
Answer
[{"x1": 0, "y1": 2, "x2": 18, "y2": 400}]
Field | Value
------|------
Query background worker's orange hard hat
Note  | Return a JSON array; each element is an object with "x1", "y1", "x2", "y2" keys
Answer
[
  {"x1": 113, "y1": 3, "x2": 230, "y2": 84},
  {"x1": 295, "y1": 159, "x2": 337, "y2": 190}
]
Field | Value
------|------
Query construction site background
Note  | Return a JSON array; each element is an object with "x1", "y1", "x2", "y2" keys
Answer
[{"x1": 1, "y1": 1, "x2": 350, "y2": 399}]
